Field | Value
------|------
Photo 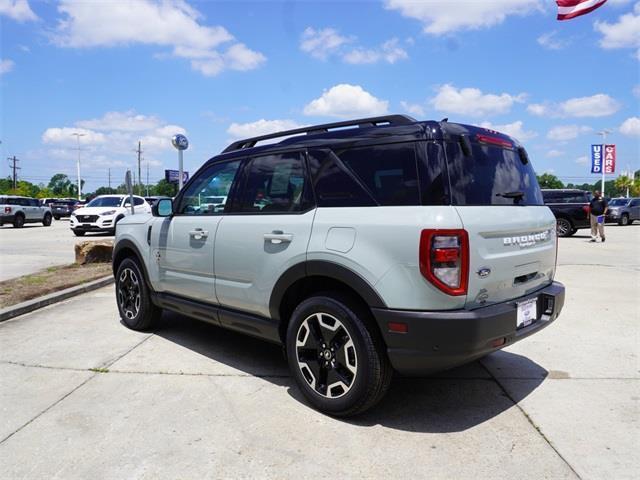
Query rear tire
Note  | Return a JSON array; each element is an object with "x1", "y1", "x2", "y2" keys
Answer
[
  {"x1": 43, "y1": 213, "x2": 52, "y2": 226},
  {"x1": 619, "y1": 214, "x2": 629, "y2": 226},
  {"x1": 286, "y1": 293, "x2": 392, "y2": 417},
  {"x1": 73, "y1": 230, "x2": 85, "y2": 236},
  {"x1": 115, "y1": 257, "x2": 160, "y2": 331},
  {"x1": 13, "y1": 214, "x2": 25, "y2": 228},
  {"x1": 556, "y1": 218, "x2": 573, "y2": 237}
]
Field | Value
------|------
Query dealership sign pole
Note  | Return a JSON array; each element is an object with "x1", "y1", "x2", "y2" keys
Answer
[
  {"x1": 593, "y1": 130, "x2": 613, "y2": 196},
  {"x1": 171, "y1": 134, "x2": 189, "y2": 191}
]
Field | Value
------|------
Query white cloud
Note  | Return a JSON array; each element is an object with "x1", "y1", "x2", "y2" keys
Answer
[
  {"x1": 0, "y1": 0, "x2": 38, "y2": 22},
  {"x1": 479, "y1": 120, "x2": 537, "y2": 142},
  {"x1": 0, "y1": 58, "x2": 15, "y2": 76},
  {"x1": 343, "y1": 38, "x2": 408, "y2": 64},
  {"x1": 300, "y1": 27, "x2": 352, "y2": 60},
  {"x1": 384, "y1": 0, "x2": 543, "y2": 34},
  {"x1": 41, "y1": 111, "x2": 186, "y2": 169},
  {"x1": 528, "y1": 94, "x2": 621, "y2": 118},
  {"x1": 400, "y1": 100, "x2": 425, "y2": 117},
  {"x1": 546, "y1": 149, "x2": 565, "y2": 158},
  {"x1": 594, "y1": 2, "x2": 640, "y2": 59},
  {"x1": 430, "y1": 84, "x2": 525, "y2": 117},
  {"x1": 633, "y1": 85, "x2": 640, "y2": 98},
  {"x1": 52, "y1": 0, "x2": 265, "y2": 77},
  {"x1": 620, "y1": 116, "x2": 640, "y2": 136},
  {"x1": 575, "y1": 156, "x2": 589, "y2": 166},
  {"x1": 547, "y1": 125, "x2": 593, "y2": 141},
  {"x1": 227, "y1": 119, "x2": 303, "y2": 139},
  {"x1": 303, "y1": 84, "x2": 389, "y2": 118},
  {"x1": 537, "y1": 31, "x2": 571, "y2": 50}
]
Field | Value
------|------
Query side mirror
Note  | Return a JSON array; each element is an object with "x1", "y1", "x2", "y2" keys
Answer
[{"x1": 153, "y1": 198, "x2": 173, "y2": 217}]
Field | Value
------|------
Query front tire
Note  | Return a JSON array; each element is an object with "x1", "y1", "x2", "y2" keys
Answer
[
  {"x1": 619, "y1": 214, "x2": 629, "y2": 226},
  {"x1": 556, "y1": 218, "x2": 573, "y2": 237},
  {"x1": 286, "y1": 294, "x2": 392, "y2": 417},
  {"x1": 43, "y1": 213, "x2": 52, "y2": 226},
  {"x1": 115, "y1": 257, "x2": 160, "y2": 331}
]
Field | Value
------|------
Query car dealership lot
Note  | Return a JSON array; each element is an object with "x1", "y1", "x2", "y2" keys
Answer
[
  {"x1": 0, "y1": 226, "x2": 638, "y2": 479},
  {"x1": 0, "y1": 220, "x2": 111, "y2": 281}
]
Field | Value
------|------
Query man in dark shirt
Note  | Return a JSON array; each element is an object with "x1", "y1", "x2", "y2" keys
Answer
[{"x1": 589, "y1": 190, "x2": 608, "y2": 242}]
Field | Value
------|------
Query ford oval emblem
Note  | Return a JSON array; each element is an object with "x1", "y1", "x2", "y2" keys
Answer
[
  {"x1": 477, "y1": 267, "x2": 491, "y2": 278},
  {"x1": 172, "y1": 134, "x2": 189, "y2": 151}
]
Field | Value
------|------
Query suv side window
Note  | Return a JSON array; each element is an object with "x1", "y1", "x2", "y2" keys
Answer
[
  {"x1": 29, "y1": 199, "x2": 40, "y2": 207},
  {"x1": 238, "y1": 153, "x2": 307, "y2": 213},
  {"x1": 335, "y1": 142, "x2": 420, "y2": 206},
  {"x1": 134, "y1": 197, "x2": 144, "y2": 206},
  {"x1": 177, "y1": 160, "x2": 240, "y2": 215}
]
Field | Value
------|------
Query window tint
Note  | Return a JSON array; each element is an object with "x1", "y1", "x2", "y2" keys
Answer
[
  {"x1": 308, "y1": 150, "x2": 376, "y2": 207},
  {"x1": 630, "y1": 199, "x2": 640, "y2": 207},
  {"x1": 134, "y1": 197, "x2": 144, "y2": 206},
  {"x1": 420, "y1": 142, "x2": 449, "y2": 205},
  {"x1": 335, "y1": 143, "x2": 420, "y2": 206},
  {"x1": 89, "y1": 197, "x2": 123, "y2": 208},
  {"x1": 238, "y1": 153, "x2": 305, "y2": 213},
  {"x1": 178, "y1": 160, "x2": 240, "y2": 215},
  {"x1": 446, "y1": 141, "x2": 543, "y2": 206},
  {"x1": 29, "y1": 199, "x2": 40, "y2": 207}
]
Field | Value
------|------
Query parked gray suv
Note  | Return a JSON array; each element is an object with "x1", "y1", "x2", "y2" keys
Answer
[
  {"x1": 606, "y1": 197, "x2": 640, "y2": 225},
  {"x1": 112, "y1": 115, "x2": 565, "y2": 416},
  {"x1": 0, "y1": 195, "x2": 52, "y2": 228}
]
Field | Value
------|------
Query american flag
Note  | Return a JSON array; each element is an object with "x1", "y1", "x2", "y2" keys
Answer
[{"x1": 556, "y1": 0, "x2": 608, "y2": 21}]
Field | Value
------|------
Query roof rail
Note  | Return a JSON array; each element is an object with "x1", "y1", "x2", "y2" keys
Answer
[{"x1": 222, "y1": 114, "x2": 417, "y2": 153}]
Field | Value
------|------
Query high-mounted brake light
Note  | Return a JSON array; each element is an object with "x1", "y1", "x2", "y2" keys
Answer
[
  {"x1": 476, "y1": 134, "x2": 513, "y2": 149},
  {"x1": 420, "y1": 229, "x2": 469, "y2": 296}
]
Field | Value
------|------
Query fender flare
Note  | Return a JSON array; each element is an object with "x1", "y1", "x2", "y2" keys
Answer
[
  {"x1": 268, "y1": 260, "x2": 386, "y2": 321},
  {"x1": 112, "y1": 239, "x2": 149, "y2": 285}
]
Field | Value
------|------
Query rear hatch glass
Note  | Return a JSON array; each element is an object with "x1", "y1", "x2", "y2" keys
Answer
[{"x1": 445, "y1": 136, "x2": 555, "y2": 309}]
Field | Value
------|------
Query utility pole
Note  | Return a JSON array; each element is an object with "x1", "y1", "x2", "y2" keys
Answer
[
  {"x1": 135, "y1": 141, "x2": 143, "y2": 196},
  {"x1": 145, "y1": 157, "x2": 150, "y2": 197},
  {"x1": 7, "y1": 156, "x2": 20, "y2": 189},
  {"x1": 71, "y1": 133, "x2": 86, "y2": 200}
]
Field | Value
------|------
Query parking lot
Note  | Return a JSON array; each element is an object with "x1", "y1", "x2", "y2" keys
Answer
[
  {"x1": 0, "y1": 220, "x2": 110, "y2": 281},
  {"x1": 0, "y1": 225, "x2": 638, "y2": 479}
]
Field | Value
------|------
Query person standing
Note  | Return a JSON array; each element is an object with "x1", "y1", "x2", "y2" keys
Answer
[{"x1": 589, "y1": 190, "x2": 608, "y2": 243}]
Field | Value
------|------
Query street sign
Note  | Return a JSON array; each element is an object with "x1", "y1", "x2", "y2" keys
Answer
[
  {"x1": 603, "y1": 144, "x2": 616, "y2": 174},
  {"x1": 165, "y1": 169, "x2": 189, "y2": 184}
]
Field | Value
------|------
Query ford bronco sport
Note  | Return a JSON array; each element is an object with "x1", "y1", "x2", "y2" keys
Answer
[{"x1": 112, "y1": 115, "x2": 565, "y2": 416}]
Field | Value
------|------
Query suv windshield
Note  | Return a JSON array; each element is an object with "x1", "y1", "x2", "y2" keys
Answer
[
  {"x1": 609, "y1": 198, "x2": 629, "y2": 206},
  {"x1": 446, "y1": 141, "x2": 543, "y2": 206},
  {"x1": 87, "y1": 197, "x2": 122, "y2": 208}
]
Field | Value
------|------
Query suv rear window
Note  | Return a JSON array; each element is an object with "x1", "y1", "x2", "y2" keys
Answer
[
  {"x1": 542, "y1": 191, "x2": 588, "y2": 203},
  {"x1": 446, "y1": 141, "x2": 543, "y2": 206}
]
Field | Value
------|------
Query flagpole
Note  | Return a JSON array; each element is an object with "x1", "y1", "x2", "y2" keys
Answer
[{"x1": 597, "y1": 130, "x2": 611, "y2": 196}]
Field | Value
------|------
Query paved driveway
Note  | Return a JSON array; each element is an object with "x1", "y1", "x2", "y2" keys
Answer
[
  {"x1": 0, "y1": 220, "x2": 112, "y2": 281},
  {"x1": 0, "y1": 225, "x2": 638, "y2": 479}
]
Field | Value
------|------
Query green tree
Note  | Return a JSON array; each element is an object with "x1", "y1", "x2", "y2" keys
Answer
[
  {"x1": 48, "y1": 174, "x2": 73, "y2": 196},
  {"x1": 536, "y1": 173, "x2": 564, "y2": 189},
  {"x1": 151, "y1": 179, "x2": 176, "y2": 197},
  {"x1": 614, "y1": 175, "x2": 634, "y2": 198},
  {"x1": 93, "y1": 186, "x2": 118, "y2": 196}
]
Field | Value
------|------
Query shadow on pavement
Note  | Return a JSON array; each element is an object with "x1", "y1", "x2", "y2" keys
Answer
[{"x1": 154, "y1": 311, "x2": 547, "y2": 432}]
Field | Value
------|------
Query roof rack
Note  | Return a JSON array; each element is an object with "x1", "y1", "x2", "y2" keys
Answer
[{"x1": 222, "y1": 114, "x2": 417, "y2": 153}]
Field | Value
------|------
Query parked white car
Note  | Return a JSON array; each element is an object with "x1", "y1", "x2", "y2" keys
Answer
[{"x1": 70, "y1": 195, "x2": 150, "y2": 236}]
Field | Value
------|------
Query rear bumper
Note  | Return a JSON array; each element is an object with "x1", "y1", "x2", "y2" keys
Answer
[
  {"x1": 0, "y1": 214, "x2": 16, "y2": 224},
  {"x1": 372, "y1": 281, "x2": 565, "y2": 375}
]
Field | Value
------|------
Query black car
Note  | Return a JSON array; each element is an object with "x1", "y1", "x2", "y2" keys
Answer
[
  {"x1": 542, "y1": 189, "x2": 592, "y2": 237},
  {"x1": 51, "y1": 200, "x2": 80, "y2": 219}
]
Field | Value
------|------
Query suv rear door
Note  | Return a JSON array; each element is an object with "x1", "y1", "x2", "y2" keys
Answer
[
  {"x1": 214, "y1": 151, "x2": 314, "y2": 319},
  {"x1": 444, "y1": 135, "x2": 557, "y2": 309}
]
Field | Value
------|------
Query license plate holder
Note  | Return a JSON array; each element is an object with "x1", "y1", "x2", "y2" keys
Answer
[{"x1": 517, "y1": 298, "x2": 537, "y2": 329}]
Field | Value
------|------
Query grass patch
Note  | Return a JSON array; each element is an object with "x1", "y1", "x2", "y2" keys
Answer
[
  {"x1": 0, "y1": 263, "x2": 112, "y2": 309},
  {"x1": 89, "y1": 367, "x2": 109, "y2": 373}
]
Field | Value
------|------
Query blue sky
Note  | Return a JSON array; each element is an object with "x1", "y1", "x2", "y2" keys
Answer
[{"x1": 1, "y1": 0, "x2": 639, "y2": 192}]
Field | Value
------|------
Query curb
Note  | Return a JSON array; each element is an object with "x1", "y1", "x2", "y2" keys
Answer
[{"x1": 0, "y1": 276, "x2": 114, "y2": 323}]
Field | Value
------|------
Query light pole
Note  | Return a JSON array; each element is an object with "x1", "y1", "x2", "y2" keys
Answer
[
  {"x1": 71, "y1": 133, "x2": 86, "y2": 200},
  {"x1": 596, "y1": 129, "x2": 612, "y2": 196}
]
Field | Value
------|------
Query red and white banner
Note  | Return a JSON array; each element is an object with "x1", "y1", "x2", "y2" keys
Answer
[
  {"x1": 604, "y1": 144, "x2": 616, "y2": 174},
  {"x1": 556, "y1": 0, "x2": 607, "y2": 20}
]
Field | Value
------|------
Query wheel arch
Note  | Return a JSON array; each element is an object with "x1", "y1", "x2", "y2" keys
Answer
[{"x1": 112, "y1": 239, "x2": 151, "y2": 287}]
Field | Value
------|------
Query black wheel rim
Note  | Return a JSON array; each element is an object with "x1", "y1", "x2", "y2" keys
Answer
[
  {"x1": 556, "y1": 219, "x2": 570, "y2": 236},
  {"x1": 295, "y1": 313, "x2": 358, "y2": 399},
  {"x1": 117, "y1": 268, "x2": 141, "y2": 320}
]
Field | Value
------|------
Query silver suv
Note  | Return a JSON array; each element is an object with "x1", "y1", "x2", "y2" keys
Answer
[
  {"x1": 112, "y1": 115, "x2": 565, "y2": 416},
  {"x1": 0, "y1": 195, "x2": 52, "y2": 228}
]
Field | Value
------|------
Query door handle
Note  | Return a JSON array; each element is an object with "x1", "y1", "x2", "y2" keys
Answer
[
  {"x1": 264, "y1": 231, "x2": 293, "y2": 244},
  {"x1": 189, "y1": 229, "x2": 208, "y2": 240}
]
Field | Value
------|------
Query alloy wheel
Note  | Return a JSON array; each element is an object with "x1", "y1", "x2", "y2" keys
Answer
[
  {"x1": 556, "y1": 219, "x2": 571, "y2": 237},
  {"x1": 117, "y1": 268, "x2": 141, "y2": 320},
  {"x1": 295, "y1": 312, "x2": 358, "y2": 399}
]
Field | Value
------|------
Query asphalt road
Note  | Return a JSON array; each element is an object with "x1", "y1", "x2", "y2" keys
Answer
[
  {"x1": 0, "y1": 219, "x2": 112, "y2": 281},
  {"x1": 0, "y1": 225, "x2": 638, "y2": 479}
]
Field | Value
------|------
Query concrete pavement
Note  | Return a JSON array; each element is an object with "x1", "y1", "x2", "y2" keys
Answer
[
  {"x1": 0, "y1": 220, "x2": 111, "y2": 281},
  {"x1": 0, "y1": 225, "x2": 638, "y2": 479}
]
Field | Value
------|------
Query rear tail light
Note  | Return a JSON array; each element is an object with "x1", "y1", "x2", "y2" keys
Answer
[
  {"x1": 581, "y1": 205, "x2": 590, "y2": 218},
  {"x1": 420, "y1": 229, "x2": 469, "y2": 296},
  {"x1": 4, "y1": 207, "x2": 11, "y2": 214}
]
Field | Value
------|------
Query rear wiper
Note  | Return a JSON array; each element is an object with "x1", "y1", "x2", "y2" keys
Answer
[{"x1": 496, "y1": 191, "x2": 525, "y2": 199}]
